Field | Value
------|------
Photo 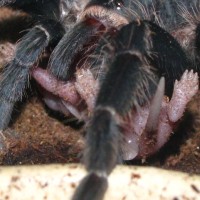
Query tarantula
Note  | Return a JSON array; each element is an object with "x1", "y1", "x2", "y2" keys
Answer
[{"x1": 0, "y1": 0, "x2": 200, "y2": 199}]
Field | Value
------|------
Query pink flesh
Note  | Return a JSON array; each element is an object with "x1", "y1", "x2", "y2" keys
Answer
[
  {"x1": 167, "y1": 70, "x2": 199, "y2": 122},
  {"x1": 75, "y1": 68, "x2": 99, "y2": 113},
  {"x1": 32, "y1": 68, "x2": 80, "y2": 105},
  {"x1": 32, "y1": 67, "x2": 199, "y2": 160},
  {"x1": 32, "y1": 67, "x2": 98, "y2": 120},
  {"x1": 32, "y1": 68, "x2": 87, "y2": 119},
  {"x1": 121, "y1": 70, "x2": 199, "y2": 160}
]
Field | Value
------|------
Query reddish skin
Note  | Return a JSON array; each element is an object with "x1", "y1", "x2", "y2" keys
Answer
[
  {"x1": 32, "y1": 67, "x2": 199, "y2": 160},
  {"x1": 122, "y1": 70, "x2": 199, "y2": 160},
  {"x1": 32, "y1": 67, "x2": 98, "y2": 120},
  {"x1": 32, "y1": 68, "x2": 80, "y2": 105}
]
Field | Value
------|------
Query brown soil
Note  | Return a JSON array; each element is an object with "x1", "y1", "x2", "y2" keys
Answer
[{"x1": 0, "y1": 7, "x2": 199, "y2": 175}]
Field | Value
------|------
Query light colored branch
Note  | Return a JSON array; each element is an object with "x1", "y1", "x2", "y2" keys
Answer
[{"x1": 0, "y1": 164, "x2": 199, "y2": 200}]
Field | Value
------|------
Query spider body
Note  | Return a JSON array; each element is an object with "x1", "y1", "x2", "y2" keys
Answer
[{"x1": 0, "y1": 0, "x2": 200, "y2": 200}]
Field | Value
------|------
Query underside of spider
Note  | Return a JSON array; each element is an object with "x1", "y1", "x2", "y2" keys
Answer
[{"x1": 0, "y1": 0, "x2": 200, "y2": 200}]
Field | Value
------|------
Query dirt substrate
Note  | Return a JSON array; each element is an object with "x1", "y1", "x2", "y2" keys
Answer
[
  {"x1": 3, "y1": 93, "x2": 200, "y2": 175},
  {"x1": 0, "y1": 7, "x2": 199, "y2": 175}
]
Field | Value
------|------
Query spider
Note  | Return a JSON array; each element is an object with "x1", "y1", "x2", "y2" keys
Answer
[{"x1": 0, "y1": 0, "x2": 199, "y2": 200}]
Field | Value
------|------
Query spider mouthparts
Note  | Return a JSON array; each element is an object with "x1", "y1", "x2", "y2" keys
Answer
[
  {"x1": 145, "y1": 77, "x2": 165, "y2": 134},
  {"x1": 120, "y1": 77, "x2": 165, "y2": 160},
  {"x1": 138, "y1": 77, "x2": 165, "y2": 156}
]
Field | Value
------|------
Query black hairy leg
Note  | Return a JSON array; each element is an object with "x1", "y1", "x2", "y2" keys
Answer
[
  {"x1": 72, "y1": 20, "x2": 193, "y2": 200},
  {"x1": 49, "y1": 21, "x2": 102, "y2": 80},
  {"x1": 0, "y1": 2, "x2": 64, "y2": 129},
  {"x1": 48, "y1": 1, "x2": 129, "y2": 81}
]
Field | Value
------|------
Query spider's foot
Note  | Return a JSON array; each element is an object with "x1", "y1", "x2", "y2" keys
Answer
[
  {"x1": 174, "y1": 70, "x2": 199, "y2": 100},
  {"x1": 168, "y1": 70, "x2": 199, "y2": 122}
]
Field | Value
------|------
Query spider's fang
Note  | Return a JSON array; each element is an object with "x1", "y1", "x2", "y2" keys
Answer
[
  {"x1": 138, "y1": 77, "x2": 165, "y2": 156},
  {"x1": 145, "y1": 77, "x2": 165, "y2": 134}
]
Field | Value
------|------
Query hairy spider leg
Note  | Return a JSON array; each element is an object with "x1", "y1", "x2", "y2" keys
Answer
[
  {"x1": 0, "y1": 0, "x2": 64, "y2": 129},
  {"x1": 48, "y1": 0, "x2": 130, "y2": 81},
  {"x1": 49, "y1": 21, "x2": 101, "y2": 81},
  {"x1": 72, "y1": 20, "x2": 191, "y2": 200}
]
